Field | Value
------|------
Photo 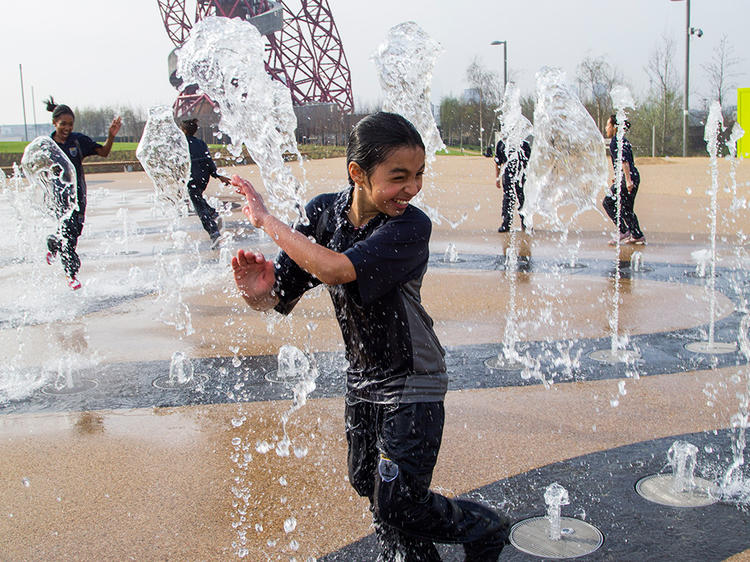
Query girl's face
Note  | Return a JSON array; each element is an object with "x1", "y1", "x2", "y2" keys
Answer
[
  {"x1": 352, "y1": 145, "x2": 425, "y2": 217},
  {"x1": 53, "y1": 114, "x2": 74, "y2": 143},
  {"x1": 605, "y1": 118, "x2": 616, "y2": 138}
]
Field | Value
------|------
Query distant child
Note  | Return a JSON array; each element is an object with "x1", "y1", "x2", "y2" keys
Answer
[
  {"x1": 180, "y1": 118, "x2": 231, "y2": 247},
  {"x1": 44, "y1": 97, "x2": 121, "y2": 290},
  {"x1": 494, "y1": 135, "x2": 531, "y2": 232},
  {"x1": 602, "y1": 114, "x2": 645, "y2": 245},
  {"x1": 231, "y1": 112, "x2": 510, "y2": 560}
]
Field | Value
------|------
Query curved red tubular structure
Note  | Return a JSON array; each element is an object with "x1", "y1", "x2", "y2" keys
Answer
[{"x1": 156, "y1": 0, "x2": 354, "y2": 116}]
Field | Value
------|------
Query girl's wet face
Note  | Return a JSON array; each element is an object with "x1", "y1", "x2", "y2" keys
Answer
[
  {"x1": 356, "y1": 145, "x2": 425, "y2": 217},
  {"x1": 53, "y1": 114, "x2": 74, "y2": 142}
]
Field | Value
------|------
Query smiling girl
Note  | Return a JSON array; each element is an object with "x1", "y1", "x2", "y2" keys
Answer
[
  {"x1": 44, "y1": 97, "x2": 121, "y2": 289},
  {"x1": 232, "y1": 112, "x2": 509, "y2": 561}
]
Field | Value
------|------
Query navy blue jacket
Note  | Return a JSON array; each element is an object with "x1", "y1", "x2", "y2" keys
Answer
[{"x1": 274, "y1": 189, "x2": 448, "y2": 404}]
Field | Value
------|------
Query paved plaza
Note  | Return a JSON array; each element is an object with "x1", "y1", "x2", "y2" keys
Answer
[{"x1": 1, "y1": 154, "x2": 749, "y2": 560}]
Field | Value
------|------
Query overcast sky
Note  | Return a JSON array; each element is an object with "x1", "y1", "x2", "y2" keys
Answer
[{"x1": 2, "y1": 0, "x2": 748, "y2": 127}]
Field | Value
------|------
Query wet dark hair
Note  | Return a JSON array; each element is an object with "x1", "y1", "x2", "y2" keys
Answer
[
  {"x1": 181, "y1": 118, "x2": 198, "y2": 136},
  {"x1": 45, "y1": 96, "x2": 74, "y2": 121},
  {"x1": 608, "y1": 114, "x2": 631, "y2": 132},
  {"x1": 346, "y1": 111, "x2": 425, "y2": 187}
]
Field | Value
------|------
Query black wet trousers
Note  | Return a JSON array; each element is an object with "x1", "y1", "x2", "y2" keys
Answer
[
  {"x1": 602, "y1": 179, "x2": 643, "y2": 239},
  {"x1": 346, "y1": 398, "x2": 510, "y2": 561},
  {"x1": 501, "y1": 179, "x2": 525, "y2": 230},
  {"x1": 188, "y1": 184, "x2": 219, "y2": 238},
  {"x1": 47, "y1": 209, "x2": 84, "y2": 279}
]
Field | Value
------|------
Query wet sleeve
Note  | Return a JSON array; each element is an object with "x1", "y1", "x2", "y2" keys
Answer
[
  {"x1": 272, "y1": 196, "x2": 328, "y2": 315},
  {"x1": 344, "y1": 210, "x2": 430, "y2": 305},
  {"x1": 78, "y1": 134, "x2": 101, "y2": 158}
]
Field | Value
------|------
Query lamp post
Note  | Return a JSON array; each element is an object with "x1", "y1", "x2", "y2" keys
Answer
[
  {"x1": 670, "y1": 0, "x2": 703, "y2": 157},
  {"x1": 490, "y1": 40, "x2": 507, "y2": 94}
]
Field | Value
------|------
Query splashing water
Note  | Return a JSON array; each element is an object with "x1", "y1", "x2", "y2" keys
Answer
[
  {"x1": 443, "y1": 243, "x2": 459, "y2": 263},
  {"x1": 136, "y1": 105, "x2": 191, "y2": 214},
  {"x1": 544, "y1": 482, "x2": 569, "y2": 541},
  {"x1": 718, "y1": 315, "x2": 750, "y2": 503},
  {"x1": 21, "y1": 136, "x2": 78, "y2": 222},
  {"x1": 667, "y1": 440, "x2": 699, "y2": 493},
  {"x1": 498, "y1": 82, "x2": 532, "y2": 363},
  {"x1": 276, "y1": 344, "x2": 310, "y2": 382},
  {"x1": 169, "y1": 351, "x2": 195, "y2": 385},
  {"x1": 727, "y1": 122, "x2": 745, "y2": 210},
  {"x1": 371, "y1": 21, "x2": 445, "y2": 163},
  {"x1": 176, "y1": 16, "x2": 306, "y2": 225},
  {"x1": 704, "y1": 101, "x2": 724, "y2": 347},
  {"x1": 523, "y1": 67, "x2": 608, "y2": 229}
]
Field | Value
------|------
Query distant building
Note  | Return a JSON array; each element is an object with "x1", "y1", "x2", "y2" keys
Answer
[{"x1": 0, "y1": 123, "x2": 47, "y2": 142}]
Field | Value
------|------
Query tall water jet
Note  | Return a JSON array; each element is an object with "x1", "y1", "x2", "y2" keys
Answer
[
  {"x1": 608, "y1": 86, "x2": 638, "y2": 356},
  {"x1": 686, "y1": 101, "x2": 737, "y2": 354},
  {"x1": 370, "y1": 21, "x2": 462, "y2": 228},
  {"x1": 485, "y1": 82, "x2": 532, "y2": 371},
  {"x1": 136, "y1": 105, "x2": 191, "y2": 216},
  {"x1": 718, "y1": 314, "x2": 750, "y2": 503},
  {"x1": 176, "y1": 15, "x2": 307, "y2": 225},
  {"x1": 371, "y1": 21, "x2": 445, "y2": 164},
  {"x1": 522, "y1": 67, "x2": 608, "y2": 230}
]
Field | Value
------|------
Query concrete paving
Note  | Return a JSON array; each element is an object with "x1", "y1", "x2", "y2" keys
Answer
[{"x1": 1, "y1": 154, "x2": 749, "y2": 560}]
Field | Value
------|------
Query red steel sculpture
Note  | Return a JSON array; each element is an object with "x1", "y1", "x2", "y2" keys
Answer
[{"x1": 157, "y1": 0, "x2": 354, "y2": 117}]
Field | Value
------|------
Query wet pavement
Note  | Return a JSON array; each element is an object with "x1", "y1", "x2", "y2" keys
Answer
[{"x1": 1, "y1": 155, "x2": 749, "y2": 560}]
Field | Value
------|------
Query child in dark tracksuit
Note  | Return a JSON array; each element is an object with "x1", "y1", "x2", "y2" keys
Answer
[
  {"x1": 602, "y1": 114, "x2": 645, "y2": 245},
  {"x1": 181, "y1": 119, "x2": 230, "y2": 245},
  {"x1": 44, "y1": 97, "x2": 121, "y2": 290},
  {"x1": 231, "y1": 112, "x2": 510, "y2": 561}
]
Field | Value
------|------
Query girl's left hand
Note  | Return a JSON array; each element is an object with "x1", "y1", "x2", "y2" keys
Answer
[
  {"x1": 108, "y1": 117, "x2": 122, "y2": 138},
  {"x1": 231, "y1": 175, "x2": 269, "y2": 228}
]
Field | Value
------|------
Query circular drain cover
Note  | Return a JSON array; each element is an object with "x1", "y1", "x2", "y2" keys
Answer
[
  {"x1": 152, "y1": 373, "x2": 208, "y2": 390},
  {"x1": 685, "y1": 341, "x2": 737, "y2": 354},
  {"x1": 484, "y1": 356, "x2": 524, "y2": 371},
  {"x1": 588, "y1": 349, "x2": 641, "y2": 364},
  {"x1": 635, "y1": 474, "x2": 717, "y2": 507},
  {"x1": 41, "y1": 379, "x2": 98, "y2": 396},
  {"x1": 509, "y1": 516, "x2": 603, "y2": 559}
]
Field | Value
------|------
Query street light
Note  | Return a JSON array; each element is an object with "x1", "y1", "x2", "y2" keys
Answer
[
  {"x1": 490, "y1": 40, "x2": 507, "y2": 94},
  {"x1": 670, "y1": 0, "x2": 703, "y2": 157}
]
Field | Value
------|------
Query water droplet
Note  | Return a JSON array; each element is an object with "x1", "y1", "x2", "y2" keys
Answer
[{"x1": 284, "y1": 517, "x2": 297, "y2": 533}]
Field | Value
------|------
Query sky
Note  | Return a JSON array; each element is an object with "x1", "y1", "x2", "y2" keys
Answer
[{"x1": 2, "y1": 0, "x2": 749, "y2": 127}]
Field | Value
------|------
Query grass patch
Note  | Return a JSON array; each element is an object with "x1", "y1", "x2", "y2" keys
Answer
[{"x1": 438, "y1": 147, "x2": 483, "y2": 156}]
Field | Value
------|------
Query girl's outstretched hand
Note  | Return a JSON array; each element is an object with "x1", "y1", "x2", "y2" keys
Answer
[
  {"x1": 231, "y1": 175, "x2": 269, "y2": 229},
  {"x1": 232, "y1": 249, "x2": 276, "y2": 309},
  {"x1": 108, "y1": 116, "x2": 122, "y2": 139}
]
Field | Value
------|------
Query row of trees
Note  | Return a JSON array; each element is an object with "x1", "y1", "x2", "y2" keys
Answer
[
  {"x1": 439, "y1": 34, "x2": 742, "y2": 157},
  {"x1": 70, "y1": 34, "x2": 742, "y2": 158}
]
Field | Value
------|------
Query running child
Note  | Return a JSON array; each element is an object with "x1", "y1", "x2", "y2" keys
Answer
[
  {"x1": 44, "y1": 97, "x2": 122, "y2": 289},
  {"x1": 181, "y1": 118, "x2": 231, "y2": 247},
  {"x1": 602, "y1": 114, "x2": 645, "y2": 245},
  {"x1": 231, "y1": 112, "x2": 510, "y2": 561}
]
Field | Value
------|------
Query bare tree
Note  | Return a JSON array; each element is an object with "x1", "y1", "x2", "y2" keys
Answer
[
  {"x1": 645, "y1": 36, "x2": 682, "y2": 155},
  {"x1": 702, "y1": 34, "x2": 743, "y2": 113},
  {"x1": 466, "y1": 58, "x2": 502, "y2": 149},
  {"x1": 576, "y1": 56, "x2": 621, "y2": 131}
]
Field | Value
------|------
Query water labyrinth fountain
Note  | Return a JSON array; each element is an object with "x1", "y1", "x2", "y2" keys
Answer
[{"x1": 1, "y1": 19, "x2": 750, "y2": 562}]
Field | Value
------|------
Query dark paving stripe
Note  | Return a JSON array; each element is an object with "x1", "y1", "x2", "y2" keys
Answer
[
  {"x1": 1, "y1": 256, "x2": 748, "y2": 414},
  {"x1": 322, "y1": 430, "x2": 750, "y2": 561}
]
